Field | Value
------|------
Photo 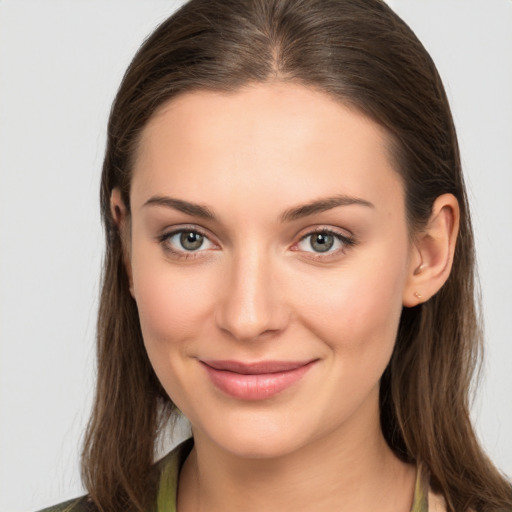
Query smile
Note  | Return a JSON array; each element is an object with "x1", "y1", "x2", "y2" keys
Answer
[{"x1": 199, "y1": 359, "x2": 318, "y2": 400}]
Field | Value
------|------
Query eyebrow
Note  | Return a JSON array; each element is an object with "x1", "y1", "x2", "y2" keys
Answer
[
  {"x1": 280, "y1": 194, "x2": 374, "y2": 222},
  {"x1": 143, "y1": 194, "x2": 374, "y2": 222},
  {"x1": 143, "y1": 196, "x2": 216, "y2": 220}
]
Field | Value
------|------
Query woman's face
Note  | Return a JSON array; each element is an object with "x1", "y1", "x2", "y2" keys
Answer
[{"x1": 127, "y1": 83, "x2": 416, "y2": 458}]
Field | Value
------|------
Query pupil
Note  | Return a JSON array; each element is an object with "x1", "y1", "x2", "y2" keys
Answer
[
  {"x1": 311, "y1": 233, "x2": 334, "y2": 252},
  {"x1": 180, "y1": 231, "x2": 203, "y2": 251}
]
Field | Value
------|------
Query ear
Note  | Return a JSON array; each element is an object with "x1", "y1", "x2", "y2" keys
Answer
[
  {"x1": 110, "y1": 187, "x2": 134, "y2": 297},
  {"x1": 403, "y1": 193, "x2": 460, "y2": 307}
]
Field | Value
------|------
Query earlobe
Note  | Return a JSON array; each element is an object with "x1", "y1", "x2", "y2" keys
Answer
[
  {"x1": 403, "y1": 194, "x2": 460, "y2": 307},
  {"x1": 110, "y1": 188, "x2": 135, "y2": 297}
]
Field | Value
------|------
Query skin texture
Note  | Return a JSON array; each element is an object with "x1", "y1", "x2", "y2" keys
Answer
[{"x1": 112, "y1": 82, "x2": 459, "y2": 512}]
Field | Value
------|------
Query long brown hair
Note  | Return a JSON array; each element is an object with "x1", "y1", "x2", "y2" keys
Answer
[{"x1": 81, "y1": 0, "x2": 512, "y2": 510}]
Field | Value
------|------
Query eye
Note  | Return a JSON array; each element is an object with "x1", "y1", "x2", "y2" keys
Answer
[
  {"x1": 160, "y1": 228, "x2": 216, "y2": 254},
  {"x1": 296, "y1": 230, "x2": 355, "y2": 255}
]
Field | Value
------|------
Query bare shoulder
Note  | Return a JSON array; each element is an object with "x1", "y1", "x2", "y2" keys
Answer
[{"x1": 37, "y1": 496, "x2": 98, "y2": 512}]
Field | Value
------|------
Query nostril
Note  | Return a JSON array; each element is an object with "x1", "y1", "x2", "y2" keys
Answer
[
  {"x1": 256, "y1": 329, "x2": 280, "y2": 340},
  {"x1": 217, "y1": 323, "x2": 281, "y2": 343}
]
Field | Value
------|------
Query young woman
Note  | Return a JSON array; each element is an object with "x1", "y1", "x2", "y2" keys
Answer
[{"x1": 41, "y1": 0, "x2": 512, "y2": 511}]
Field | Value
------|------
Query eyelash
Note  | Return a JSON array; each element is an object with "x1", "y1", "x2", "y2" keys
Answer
[
  {"x1": 157, "y1": 226, "x2": 215, "y2": 260},
  {"x1": 157, "y1": 226, "x2": 357, "y2": 260},
  {"x1": 294, "y1": 229, "x2": 357, "y2": 260}
]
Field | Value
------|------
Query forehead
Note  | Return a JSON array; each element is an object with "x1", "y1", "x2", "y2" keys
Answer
[{"x1": 131, "y1": 82, "x2": 403, "y2": 214}]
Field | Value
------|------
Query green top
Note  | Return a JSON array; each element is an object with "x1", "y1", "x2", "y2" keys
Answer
[{"x1": 39, "y1": 438, "x2": 436, "y2": 512}]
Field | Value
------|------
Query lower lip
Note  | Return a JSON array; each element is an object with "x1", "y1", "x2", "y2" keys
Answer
[{"x1": 202, "y1": 361, "x2": 316, "y2": 401}]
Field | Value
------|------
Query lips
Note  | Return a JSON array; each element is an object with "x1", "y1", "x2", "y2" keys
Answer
[{"x1": 200, "y1": 359, "x2": 317, "y2": 400}]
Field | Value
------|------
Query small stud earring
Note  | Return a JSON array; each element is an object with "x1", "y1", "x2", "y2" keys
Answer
[{"x1": 414, "y1": 291, "x2": 422, "y2": 299}]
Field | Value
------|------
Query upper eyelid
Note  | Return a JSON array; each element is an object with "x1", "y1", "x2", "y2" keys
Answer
[
  {"x1": 160, "y1": 224, "x2": 213, "y2": 240},
  {"x1": 294, "y1": 227, "x2": 357, "y2": 253},
  {"x1": 297, "y1": 230, "x2": 353, "y2": 245},
  {"x1": 296, "y1": 225, "x2": 355, "y2": 241},
  {"x1": 158, "y1": 229, "x2": 217, "y2": 260},
  {"x1": 293, "y1": 230, "x2": 357, "y2": 261},
  {"x1": 158, "y1": 225, "x2": 217, "y2": 251}
]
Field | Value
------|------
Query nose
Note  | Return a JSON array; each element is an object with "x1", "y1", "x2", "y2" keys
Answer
[{"x1": 215, "y1": 248, "x2": 288, "y2": 342}]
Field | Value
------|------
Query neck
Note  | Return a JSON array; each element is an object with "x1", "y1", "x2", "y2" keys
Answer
[{"x1": 177, "y1": 399, "x2": 416, "y2": 512}]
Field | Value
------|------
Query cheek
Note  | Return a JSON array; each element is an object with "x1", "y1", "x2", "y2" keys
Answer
[
  {"x1": 131, "y1": 249, "x2": 216, "y2": 349},
  {"x1": 290, "y1": 247, "x2": 408, "y2": 358}
]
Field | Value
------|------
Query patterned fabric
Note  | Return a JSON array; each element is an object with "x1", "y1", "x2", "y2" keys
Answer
[{"x1": 39, "y1": 438, "x2": 443, "y2": 512}]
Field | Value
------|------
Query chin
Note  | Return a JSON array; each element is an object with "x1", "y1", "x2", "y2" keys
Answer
[
  {"x1": 191, "y1": 407, "x2": 325, "y2": 460},
  {"x1": 214, "y1": 431, "x2": 305, "y2": 460}
]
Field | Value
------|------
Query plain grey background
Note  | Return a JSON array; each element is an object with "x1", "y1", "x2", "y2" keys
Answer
[{"x1": 1, "y1": 1, "x2": 511, "y2": 511}]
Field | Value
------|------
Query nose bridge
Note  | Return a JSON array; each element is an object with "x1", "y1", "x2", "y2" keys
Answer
[{"x1": 216, "y1": 241, "x2": 284, "y2": 341}]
